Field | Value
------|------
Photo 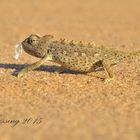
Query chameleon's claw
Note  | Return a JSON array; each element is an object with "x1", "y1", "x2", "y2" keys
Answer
[
  {"x1": 17, "y1": 71, "x2": 24, "y2": 78},
  {"x1": 12, "y1": 70, "x2": 23, "y2": 78},
  {"x1": 16, "y1": 68, "x2": 28, "y2": 78},
  {"x1": 104, "y1": 77, "x2": 113, "y2": 82}
]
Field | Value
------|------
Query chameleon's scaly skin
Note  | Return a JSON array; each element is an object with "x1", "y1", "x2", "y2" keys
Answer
[{"x1": 17, "y1": 34, "x2": 140, "y2": 79}]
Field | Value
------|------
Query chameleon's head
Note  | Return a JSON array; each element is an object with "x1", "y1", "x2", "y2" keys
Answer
[{"x1": 21, "y1": 34, "x2": 54, "y2": 58}]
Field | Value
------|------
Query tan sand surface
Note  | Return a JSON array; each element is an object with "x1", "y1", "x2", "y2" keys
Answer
[{"x1": 0, "y1": 0, "x2": 140, "y2": 139}]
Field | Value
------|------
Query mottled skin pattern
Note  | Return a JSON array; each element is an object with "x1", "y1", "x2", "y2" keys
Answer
[{"x1": 17, "y1": 34, "x2": 140, "y2": 80}]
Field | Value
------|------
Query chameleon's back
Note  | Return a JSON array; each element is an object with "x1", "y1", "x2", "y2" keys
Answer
[{"x1": 47, "y1": 41, "x2": 120, "y2": 72}]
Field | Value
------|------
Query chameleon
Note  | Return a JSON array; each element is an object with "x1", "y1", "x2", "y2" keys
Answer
[{"x1": 15, "y1": 34, "x2": 140, "y2": 80}]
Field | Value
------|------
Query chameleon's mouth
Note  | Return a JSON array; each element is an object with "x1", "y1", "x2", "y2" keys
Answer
[{"x1": 14, "y1": 43, "x2": 23, "y2": 60}]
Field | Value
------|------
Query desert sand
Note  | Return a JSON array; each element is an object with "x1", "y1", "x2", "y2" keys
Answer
[{"x1": 0, "y1": 0, "x2": 140, "y2": 139}]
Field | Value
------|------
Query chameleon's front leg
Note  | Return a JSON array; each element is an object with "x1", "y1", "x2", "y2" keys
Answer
[{"x1": 17, "y1": 55, "x2": 51, "y2": 78}]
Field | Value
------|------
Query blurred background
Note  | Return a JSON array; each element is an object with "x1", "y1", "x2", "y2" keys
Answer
[{"x1": 0, "y1": 0, "x2": 140, "y2": 49}]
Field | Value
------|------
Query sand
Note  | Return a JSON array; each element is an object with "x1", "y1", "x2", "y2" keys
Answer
[{"x1": 0, "y1": 0, "x2": 140, "y2": 139}]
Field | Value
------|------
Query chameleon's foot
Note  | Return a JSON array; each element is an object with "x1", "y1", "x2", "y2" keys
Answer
[
  {"x1": 12, "y1": 70, "x2": 24, "y2": 78},
  {"x1": 55, "y1": 67, "x2": 65, "y2": 74},
  {"x1": 17, "y1": 70, "x2": 26, "y2": 78},
  {"x1": 16, "y1": 66, "x2": 31, "y2": 78},
  {"x1": 104, "y1": 77, "x2": 113, "y2": 82},
  {"x1": 17, "y1": 73, "x2": 23, "y2": 78}
]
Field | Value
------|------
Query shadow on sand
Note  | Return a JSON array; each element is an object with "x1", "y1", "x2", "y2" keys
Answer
[{"x1": 0, "y1": 63, "x2": 86, "y2": 76}]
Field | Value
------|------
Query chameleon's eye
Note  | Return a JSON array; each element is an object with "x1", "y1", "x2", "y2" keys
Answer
[
  {"x1": 27, "y1": 38, "x2": 38, "y2": 45},
  {"x1": 27, "y1": 38, "x2": 33, "y2": 44},
  {"x1": 27, "y1": 34, "x2": 40, "y2": 45}
]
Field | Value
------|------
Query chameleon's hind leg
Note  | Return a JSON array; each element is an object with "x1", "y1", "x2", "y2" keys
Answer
[
  {"x1": 102, "y1": 60, "x2": 113, "y2": 81},
  {"x1": 86, "y1": 61, "x2": 104, "y2": 79},
  {"x1": 17, "y1": 55, "x2": 52, "y2": 78}
]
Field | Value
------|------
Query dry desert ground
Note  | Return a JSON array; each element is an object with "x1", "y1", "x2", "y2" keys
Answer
[{"x1": 0, "y1": 0, "x2": 140, "y2": 140}]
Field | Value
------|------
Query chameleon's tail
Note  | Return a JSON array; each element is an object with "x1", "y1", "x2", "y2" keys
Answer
[{"x1": 124, "y1": 50, "x2": 140, "y2": 60}]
